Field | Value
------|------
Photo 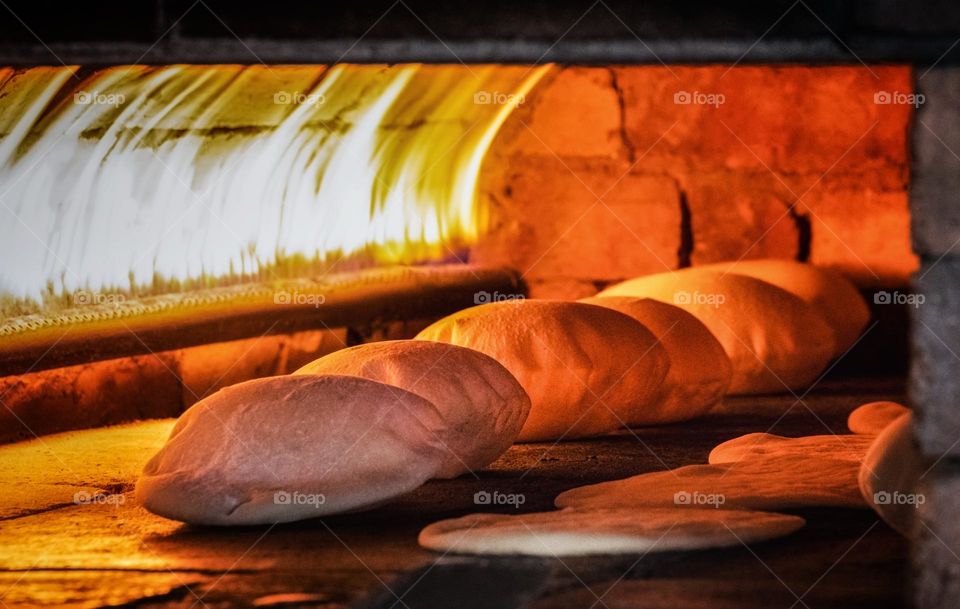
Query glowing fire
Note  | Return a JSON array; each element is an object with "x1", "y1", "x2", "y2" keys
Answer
[{"x1": 0, "y1": 64, "x2": 548, "y2": 308}]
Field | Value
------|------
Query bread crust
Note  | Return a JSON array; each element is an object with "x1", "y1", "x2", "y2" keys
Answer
[
  {"x1": 416, "y1": 300, "x2": 670, "y2": 441},
  {"x1": 600, "y1": 269, "x2": 836, "y2": 394},
  {"x1": 295, "y1": 340, "x2": 531, "y2": 477},
  {"x1": 136, "y1": 375, "x2": 449, "y2": 525}
]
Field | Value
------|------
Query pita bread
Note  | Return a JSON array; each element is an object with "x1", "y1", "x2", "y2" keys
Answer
[
  {"x1": 580, "y1": 296, "x2": 732, "y2": 422},
  {"x1": 294, "y1": 340, "x2": 531, "y2": 477},
  {"x1": 700, "y1": 259, "x2": 869, "y2": 355},
  {"x1": 847, "y1": 401, "x2": 909, "y2": 435},
  {"x1": 555, "y1": 453, "x2": 865, "y2": 512},
  {"x1": 136, "y1": 375, "x2": 448, "y2": 525},
  {"x1": 416, "y1": 300, "x2": 670, "y2": 441},
  {"x1": 599, "y1": 269, "x2": 836, "y2": 394},
  {"x1": 859, "y1": 414, "x2": 922, "y2": 536},
  {"x1": 419, "y1": 507, "x2": 804, "y2": 556},
  {"x1": 709, "y1": 432, "x2": 873, "y2": 465}
]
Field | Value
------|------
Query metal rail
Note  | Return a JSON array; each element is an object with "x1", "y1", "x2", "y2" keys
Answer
[{"x1": 0, "y1": 265, "x2": 522, "y2": 377}]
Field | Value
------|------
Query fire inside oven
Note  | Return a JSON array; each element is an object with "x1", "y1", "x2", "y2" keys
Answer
[{"x1": 0, "y1": 61, "x2": 933, "y2": 608}]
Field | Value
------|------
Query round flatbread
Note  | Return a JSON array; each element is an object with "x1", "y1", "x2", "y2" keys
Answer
[
  {"x1": 859, "y1": 414, "x2": 922, "y2": 536},
  {"x1": 580, "y1": 296, "x2": 731, "y2": 422},
  {"x1": 699, "y1": 259, "x2": 869, "y2": 356},
  {"x1": 847, "y1": 401, "x2": 909, "y2": 435},
  {"x1": 419, "y1": 507, "x2": 804, "y2": 556},
  {"x1": 136, "y1": 375, "x2": 449, "y2": 525},
  {"x1": 294, "y1": 340, "x2": 531, "y2": 477},
  {"x1": 599, "y1": 268, "x2": 836, "y2": 394},
  {"x1": 555, "y1": 453, "x2": 865, "y2": 512},
  {"x1": 416, "y1": 300, "x2": 670, "y2": 441},
  {"x1": 709, "y1": 432, "x2": 873, "y2": 465}
]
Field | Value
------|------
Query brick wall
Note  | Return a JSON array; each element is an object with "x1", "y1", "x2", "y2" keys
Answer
[{"x1": 475, "y1": 65, "x2": 917, "y2": 298}]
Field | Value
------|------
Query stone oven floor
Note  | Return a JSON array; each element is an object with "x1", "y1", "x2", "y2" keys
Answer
[{"x1": 0, "y1": 377, "x2": 908, "y2": 609}]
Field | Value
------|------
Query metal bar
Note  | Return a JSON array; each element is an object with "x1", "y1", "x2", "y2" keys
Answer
[
  {"x1": 0, "y1": 265, "x2": 522, "y2": 377},
  {"x1": 0, "y1": 37, "x2": 958, "y2": 66}
]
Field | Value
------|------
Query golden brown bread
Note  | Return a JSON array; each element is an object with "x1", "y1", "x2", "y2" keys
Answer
[
  {"x1": 294, "y1": 340, "x2": 531, "y2": 477},
  {"x1": 415, "y1": 300, "x2": 670, "y2": 441},
  {"x1": 699, "y1": 259, "x2": 869, "y2": 356},
  {"x1": 580, "y1": 296, "x2": 732, "y2": 422},
  {"x1": 599, "y1": 268, "x2": 836, "y2": 394}
]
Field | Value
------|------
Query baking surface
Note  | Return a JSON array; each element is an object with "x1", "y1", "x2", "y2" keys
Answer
[{"x1": 0, "y1": 377, "x2": 908, "y2": 608}]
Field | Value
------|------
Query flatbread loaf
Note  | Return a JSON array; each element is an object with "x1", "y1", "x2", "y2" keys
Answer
[
  {"x1": 415, "y1": 300, "x2": 670, "y2": 441},
  {"x1": 580, "y1": 296, "x2": 732, "y2": 422},
  {"x1": 599, "y1": 269, "x2": 836, "y2": 394},
  {"x1": 847, "y1": 401, "x2": 909, "y2": 435},
  {"x1": 859, "y1": 414, "x2": 922, "y2": 536},
  {"x1": 700, "y1": 259, "x2": 869, "y2": 356},
  {"x1": 136, "y1": 375, "x2": 449, "y2": 525},
  {"x1": 555, "y1": 453, "x2": 865, "y2": 511},
  {"x1": 419, "y1": 507, "x2": 804, "y2": 556},
  {"x1": 294, "y1": 340, "x2": 531, "y2": 477}
]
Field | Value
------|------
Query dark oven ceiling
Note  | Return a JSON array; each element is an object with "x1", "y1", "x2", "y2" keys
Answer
[{"x1": 2, "y1": 0, "x2": 960, "y2": 65}]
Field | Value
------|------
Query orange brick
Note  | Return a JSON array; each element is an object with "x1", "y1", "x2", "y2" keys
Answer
[
  {"x1": 494, "y1": 66, "x2": 625, "y2": 160},
  {"x1": 798, "y1": 186, "x2": 917, "y2": 286},
  {"x1": 472, "y1": 157, "x2": 680, "y2": 282}
]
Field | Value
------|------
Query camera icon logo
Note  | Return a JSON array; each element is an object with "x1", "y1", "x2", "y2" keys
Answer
[
  {"x1": 874, "y1": 491, "x2": 892, "y2": 505},
  {"x1": 474, "y1": 290, "x2": 491, "y2": 305},
  {"x1": 474, "y1": 490, "x2": 492, "y2": 505},
  {"x1": 673, "y1": 290, "x2": 692, "y2": 305},
  {"x1": 874, "y1": 291, "x2": 891, "y2": 305},
  {"x1": 673, "y1": 491, "x2": 692, "y2": 505},
  {"x1": 474, "y1": 91, "x2": 492, "y2": 104},
  {"x1": 274, "y1": 491, "x2": 292, "y2": 505},
  {"x1": 874, "y1": 91, "x2": 891, "y2": 104},
  {"x1": 674, "y1": 91, "x2": 692, "y2": 104}
]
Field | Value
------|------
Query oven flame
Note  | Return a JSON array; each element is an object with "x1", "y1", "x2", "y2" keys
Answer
[{"x1": 0, "y1": 64, "x2": 548, "y2": 309}]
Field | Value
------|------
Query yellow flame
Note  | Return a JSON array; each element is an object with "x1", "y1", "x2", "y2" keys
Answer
[{"x1": 0, "y1": 64, "x2": 549, "y2": 304}]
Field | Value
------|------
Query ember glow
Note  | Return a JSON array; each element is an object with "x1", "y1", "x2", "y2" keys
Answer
[{"x1": 0, "y1": 64, "x2": 548, "y2": 306}]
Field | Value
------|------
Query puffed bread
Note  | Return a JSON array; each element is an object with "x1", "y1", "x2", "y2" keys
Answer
[
  {"x1": 599, "y1": 269, "x2": 836, "y2": 394},
  {"x1": 415, "y1": 300, "x2": 670, "y2": 441},
  {"x1": 580, "y1": 296, "x2": 732, "y2": 422},
  {"x1": 699, "y1": 259, "x2": 869, "y2": 356},
  {"x1": 294, "y1": 340, "x2": 530, "y2": 477},
  {"x1": 136, "y1": 375, "x2": 449, "y2": 525}
]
